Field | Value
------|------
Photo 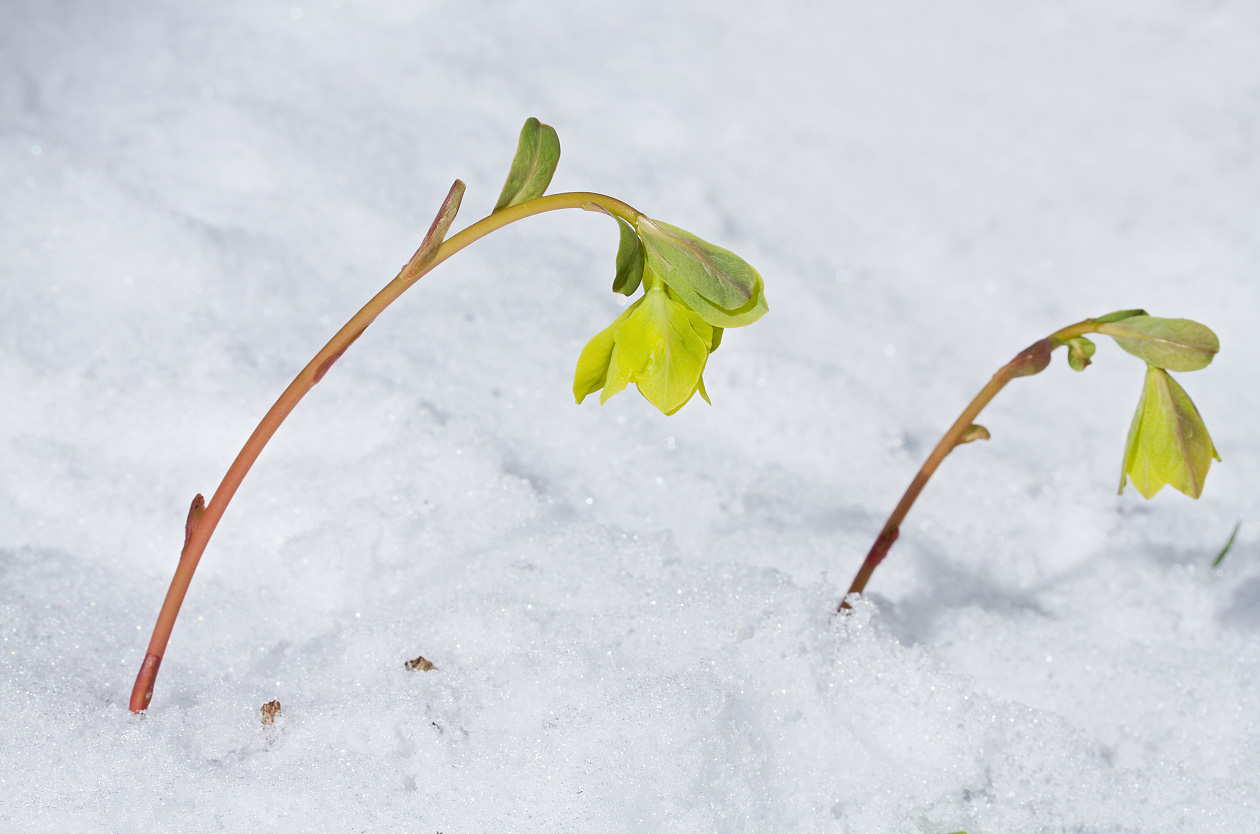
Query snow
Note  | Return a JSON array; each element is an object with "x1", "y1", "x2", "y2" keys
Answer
[{"x1": 2, "y1": 1, "x2": 1259, "y2": 831}]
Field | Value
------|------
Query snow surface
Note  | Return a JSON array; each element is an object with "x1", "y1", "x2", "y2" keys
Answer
[{"x1": 3, "y1": 1, "x2": 1259, "y2": 831}]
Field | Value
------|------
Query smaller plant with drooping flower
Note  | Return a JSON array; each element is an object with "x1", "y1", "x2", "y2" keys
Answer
[
  {"x1": 841, "y1": 309, "x2": 1220, "y2": 606},
  {"x1": 128, "y1": 118, "x2": 767, "y2": 712}
]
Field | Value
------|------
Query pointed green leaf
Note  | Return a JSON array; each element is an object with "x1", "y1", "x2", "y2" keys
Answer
[
  {"x1": 493, "y1": 117, "x2": 561, "y2": 213},
  {"x1": 1119, "y1": 366, "x2": 1220, "y2": 499},
  {"x1": 635, "y1": 217, "x2": 768, "y2": 328},
  {"x1": 708, "y1": 326, "x2": 723, "y2": 353},
  {"x1": 1211, "y1": 521, "x2": 1242, "y2": 569},
  {"x1": 1099, "y1": 316, "x2": 1219, "y2": 372},
  {"x1": 612, "y1": 217, "x2": 644, "y2": 296},
  {"x1": 637, "y1": 218, "x2": 755, "y2": 309},
  {"x1": 1093, "y1": 309, "x2": 1149, "y2": 325},
  {"x1": 1064, "y1": 335, "x2": 1096, "y2": 372}
]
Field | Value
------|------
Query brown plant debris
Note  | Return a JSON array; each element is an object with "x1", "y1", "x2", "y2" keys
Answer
[
  {"x1": 405, "y1": 655, "x2": 436, "y2": 671},
  {"x1": 261, "y1": 699, "x2": 282, "y2": 725}
]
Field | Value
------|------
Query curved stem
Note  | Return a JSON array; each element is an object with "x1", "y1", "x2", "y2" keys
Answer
[
  {"x1": 130, "y1": 190, "x2": 641, "y2": 712},
  {"x1": 839, "y1": 319, "x2": 1100, "y2": 611}
]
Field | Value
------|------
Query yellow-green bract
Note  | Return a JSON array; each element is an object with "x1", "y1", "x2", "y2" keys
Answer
[
  {"x1": 573, "y1": 271, "x2": 718, "y2": 415},
  {"x1": 1119, "y1": 366, "x2": 1220, "y2": 499},
  {"x1": 574, "y1": 215, "x2": 767, "y2": 415}
]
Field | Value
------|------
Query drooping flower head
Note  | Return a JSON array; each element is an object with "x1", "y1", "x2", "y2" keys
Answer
[
  {"x1": 574, "y1": 215, "x2": 766, "y2": 414},
  {"x1": 1119, "y1": 365, "x2": 1219, "y2": 499},
  {"x1": 1093, "y1": 313, "x2": 1221, "y2": 499}
]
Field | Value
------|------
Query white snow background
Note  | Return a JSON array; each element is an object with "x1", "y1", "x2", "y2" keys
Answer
[{"x1": 2, "y1": 1, "x2": 1258, "y2": 832}]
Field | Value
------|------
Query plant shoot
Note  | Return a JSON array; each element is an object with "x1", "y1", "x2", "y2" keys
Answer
[
  {"x1": 129, "y1": 119, "x2": 767, "y2": 712},
  {"x1": 843, "y1": 311, "x2": 1220, "y2": 607}
]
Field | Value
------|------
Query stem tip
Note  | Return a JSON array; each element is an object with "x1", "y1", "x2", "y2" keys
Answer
[{"x1": 129, "y1": 652, "x2": 162, "y2": 713}]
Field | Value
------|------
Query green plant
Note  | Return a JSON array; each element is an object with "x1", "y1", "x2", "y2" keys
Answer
[
  {"x1": 129, "y1": 118, "x2": 768, "y2": 712},
  {"x1": 842, "y1": 310, "x2": 1220, "y2": 607},
  {"x1": 1211, "y1": 521, "x2": 1242, "y2": 569}
]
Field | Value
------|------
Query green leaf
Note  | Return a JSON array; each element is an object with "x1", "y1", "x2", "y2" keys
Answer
[
  {"x1": 1093, "y1": 308, "x2": 1149, "y2": 324},
  {"x1": 1119, "y1": 366, "x2": 1220, "y2": 499},
  {"x1": 1099, "y1": 316, "x2": 1219, "y2": 372},
  {"x1": 611, "y1": 217, "x2": 644, "y2": 296},
  {"x1": 493, "y1": 117, "x2": 561, "y2": 213},
  {"x1": 635, "y1": 217, "x2": 768, "y2": 328},
  {"x1": 1064, "y1": 335, "x2": 1096, "y2": 372},
  {"x1": 1211, "y1": 521, "x2": 1242, "y2": 569}
]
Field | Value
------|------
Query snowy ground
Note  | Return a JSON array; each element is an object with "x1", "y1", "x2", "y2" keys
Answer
[{"x1": 2, "y1": 1, "x2": 1259, "y2": 831}]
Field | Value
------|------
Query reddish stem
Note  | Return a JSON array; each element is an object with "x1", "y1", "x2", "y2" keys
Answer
[
  {"x1": 130, "y1": 188, "x2": 641, "y2": 712},
  {"x1": 839, "y1": 322, "x2": 1099, "y2": 611}
]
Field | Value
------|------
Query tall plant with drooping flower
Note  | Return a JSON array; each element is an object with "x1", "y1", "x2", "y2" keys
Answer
[
  {"x1": 842, "y1": 309, "x2": 1220, "y2": 607},
  {"x1": 129, "y1": 118, "x2": 767, "y2": 712}
]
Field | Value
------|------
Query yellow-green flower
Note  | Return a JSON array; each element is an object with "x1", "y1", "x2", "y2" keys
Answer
[
  {"x1": 573, "y1": 270, "x2": 717, "y2": 415},
  {"x1": 1119, "y1": 366, "x2": 1220, "y2": 499},
  {"x1": 574, "y1": 213, "x2": 766, "y2": 415}
]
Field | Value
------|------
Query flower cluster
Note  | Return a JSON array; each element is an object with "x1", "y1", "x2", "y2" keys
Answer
[
  {"x1": 574, "y1": 216, "x2": 767, "y2": 414},
  {"x1": 1092, "y1": 313, "x2": 1220, "y2": 499}
]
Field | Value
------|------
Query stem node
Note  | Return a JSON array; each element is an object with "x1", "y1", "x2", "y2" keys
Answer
[{"x1": 183, "y1": 494, "x2": 205, "y2": 551}]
